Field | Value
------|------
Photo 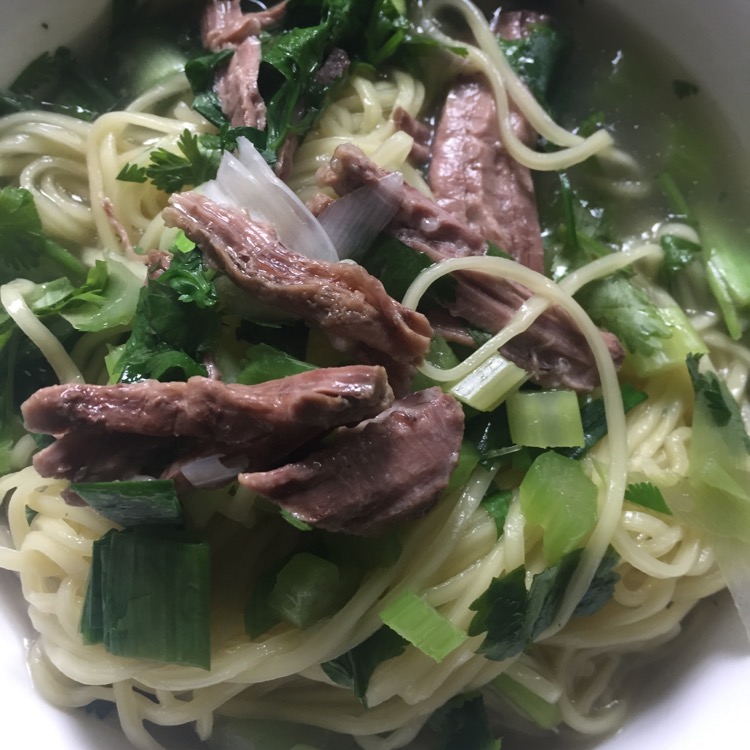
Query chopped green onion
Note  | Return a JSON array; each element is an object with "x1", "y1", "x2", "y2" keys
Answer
[
  {"x1": 379, "y1": 590, "x2": 467, "y2": 662},
  {"x1": 69, "y1": 479, "x2": 183, "y2": 527},
  {"x1": 81, "y1": 528, "x2": 211, "y2": 669},
  {"x1": 506, "y1": 389, "x2": 585, "y2": 448},
  {"x1": 450, "y1": 353, "x2": 526, "y2": 411},
  {"x1": 519, "y1": 451, "x2": 598, "y2": 564}
]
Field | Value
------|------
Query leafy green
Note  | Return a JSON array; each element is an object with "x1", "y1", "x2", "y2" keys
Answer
[
  {"x1": 0, "y1": 187, "x2": 87, "y2": 284},
  {"x1": 111, "y1": 248, "x2": 219, "y2": 383},
  {"x1": 499, "y1": 20, "x2": 569, "y2": 105},
  {"x1": 480, "y1": 489, "x2": 512, "y2": 538},
  {"x1": 673, "y1": 79, "x2": 700, "y2": 100},
  {"x1": 321, "y1": 626, "x2": 407, "y2": 707},
  {"x1": 624, "y1": 482, "x2": 672, "y2": 516},
  {"x1": 235, "y1": 343, "x2": 317, "y2": 386},
  {"x1": 557, "y1": 383, "x2": 648, "y2": 460},
  {"x1": 468, "y1": 547, "x2": 619, "y2": 660},
  {"x1": 429, "y1": 693, "x2": 501, "y2": 750},
  {"x1": 659, "y1": 234, "x2": 701, "y2": 279}
]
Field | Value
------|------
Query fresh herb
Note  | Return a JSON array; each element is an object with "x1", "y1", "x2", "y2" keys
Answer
[
  {"x1": 557, "y1": 383, "x2": 648, "y2": 460},
  {"x1": 624, "y1": 482, "x2": 672, "y2": 515},
  {"x1": 480, "y1": 489, "x2": 512, "y2": 538},
  {"x1": 499, "y1": 20, "x2": 569, "y2": 106},
  {"x1": 111, "y1": 248, "x2": 220, "y2": 383},
  {"x1": 659, "y1": 234, "x2": 701, "y2": 278},
  {"x1": 468, "y1": 546, "x2": 619, "y2": 660},
  {"x1": 236, "y1": 343, "x2": 317, "y2": 386},
  {"x1": 321, "y1": 626, "x2": 407, "y2": 707},
  {"x1": 429, "y1": 693, "x2": 501, "y2": 750},
  {"x1": 687, "y1": 354, "x2": 750, "y2": 451}
]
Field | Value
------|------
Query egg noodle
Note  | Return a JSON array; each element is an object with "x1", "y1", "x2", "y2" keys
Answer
[{"x1": 0, "y1": 1, "x2": 745, "y2": 749}]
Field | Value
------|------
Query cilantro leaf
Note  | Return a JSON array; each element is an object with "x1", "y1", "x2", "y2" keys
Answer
[
  {"x1": 116, "y1": 163, "x2": 148, "y2": 183},
  {"x1": 624, "y1": 482, "x2": 673, "y2": 515},
  {"x1": 321, "y1": 626, "x2": 407, "y2": 707},
  {"x1": 111, "y1": 249, "x2": 219, "y2": 383},
  {"x1": 469, "y1": 547, "x2": 620, "y2": 660},
  {"x1": 687, "y1": 354, "x2": 750, "y2": 452},
  {"x1": 429, "y1": 693, "x2": 501, "y2": 750},
  {"x1": 144, "y1": 129, "x2": 222, "y2": 193}
]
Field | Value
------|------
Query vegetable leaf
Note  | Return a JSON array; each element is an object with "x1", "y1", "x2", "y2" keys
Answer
[
  {"x1": 469, "y1": 547, "x2": 620, "y2": 660},
  {"x1": 429, "y1": 693, "x2": 501, "y2": 750},
  {"x1": 624, "y1": 482, "x2": 673, "y2": 515},
  {"x1": 321, "y1": 626, "x2": 407, "y2": 707}
]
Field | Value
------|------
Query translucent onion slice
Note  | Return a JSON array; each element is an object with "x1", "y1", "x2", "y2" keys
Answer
[
  {"x1": 201, "y1": 137, "x2": 339, "y2": 263},
  {"x1": 180, "y1": 454, "x2": 247, "y2": 488},
  {"x1": 317, "y1": 172, "x2": 404, "y2": 261}
]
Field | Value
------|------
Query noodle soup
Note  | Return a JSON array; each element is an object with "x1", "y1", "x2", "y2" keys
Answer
[{"x1": 0, "y1": 1, "x2": 748, "y2": 749}]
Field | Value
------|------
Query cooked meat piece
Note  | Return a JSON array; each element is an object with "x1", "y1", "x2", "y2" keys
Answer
[
  {"x1": 25, "y1": 367, "x2": 395, "y2": 485},
  {"x1": 428, "y1": 11, "x2": 545, "y2": 272},
  {"x1": 318, "y1": 144, "x2": 624, "y2": 392},
  {"x1": 393, "y1": 106, "x2": 431, "y2": 165},
  {"x1": 163, "y1": 192, "x2": 433, "y2": 386},
  {"x1": 239, "y1": 388, "x2": 464, "y2": 535},
  {"x1": 23, "y1": 367, "x2": 393, "y2": 441},
  {"x1": 216, "y1": 36, "x2": 267, "y2": 128},
  {"x1": 33, "y1": 430, "x2": 181, "y2": 483},
  {"x1": 202, "y1": 0, "x2": 287, "y2": 51},
  {"x1": 315, "y1": 47, "x2": 350, "y2": 86}
]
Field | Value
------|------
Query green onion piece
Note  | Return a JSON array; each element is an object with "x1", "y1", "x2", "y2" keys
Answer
[
  {"x1": 81, "y1": 528, "x2": 211, "y2": 668},
  {"x1": 492, "y1": 673, "x2": 562, "y2": 730},
  {"x1": 450, "y1": 353, "x2": 527, "y2": 411},
  {"x1": 244, "y1": 570, "x2": 281, "y2": 638},
  {"x1": 520, "y1": 451, "x2": 598, "y2": 564},
  {"x1": 506, "y1": 390, "x2": 585, "y2": 448},
  {"x1": 379, "y1": 590, "x2": 467, "y2": 662},
  {"x1": 68, "y1": 479, "x2": 183, "y2": 527},
  {"x1": 269, "y1": 553, "x2": 354, "y2": 629}
]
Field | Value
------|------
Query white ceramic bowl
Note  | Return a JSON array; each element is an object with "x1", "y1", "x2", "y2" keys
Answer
[{"x1": 1, "y1": 1, "x2": 749, "y2": 749}]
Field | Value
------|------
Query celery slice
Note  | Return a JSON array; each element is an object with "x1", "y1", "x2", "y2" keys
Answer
[
  {"x1": 520, "y1": 451, "x2": 598, "y2": 564},
  {"x1": 506, "y1": 390, "x2": 585, "y2": 448},
  {"x1": 269, "y1": 553, "x2": 354, "y2": 629},
  {"x1": 450, "y1": 353, "x2": 526, "y2": 411},
  {"x1": 379, "y1": 590, "x2": 467, "y2": 662}
]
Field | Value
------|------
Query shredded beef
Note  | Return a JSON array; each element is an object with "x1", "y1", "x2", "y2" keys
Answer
[
  {"x1": 202, "y1": 0, "x2": 287, "y2": 51},
  {"x1": 428, "y1": 11, "x2": 545, "y2": 272},
  {"x1": 216, "y1": 36, "x2": 267, "y2": 128},
  {"x1": 318, "y1": 144, "x2": 624, "y2": 392},
  {"x1": 163, "y1": 192, "x2": 432, "y2": 389},
  {"x1": 239, "y1": 388, "x2": 464, "y2": 536},
  {"x1": 393, "y1": 107, "x2": 431, "y2": 166}
]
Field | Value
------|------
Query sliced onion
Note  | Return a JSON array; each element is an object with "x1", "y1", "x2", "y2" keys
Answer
[
  {"x1": 180, "y1": 454, "x2": 247, "y2": 488},
  {"x1": 318, "y1": 171, "x2": 404, "y2": 262},
  {"x1": 201, "y1": 136, "x2": 339, "y2": 263}
]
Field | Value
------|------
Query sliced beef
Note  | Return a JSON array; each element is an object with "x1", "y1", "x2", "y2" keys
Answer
[
  {"x1": 24, "y1": 367, "x2": 395, "y2": 484},
  {"x1": 428, "y1": 11, "x2": 545, "y2": 273},
  {"x1": 163, "y1": 192, "x2": 432, "y2": 389},
  {"x1": 239, "y1": 388, "x2": 464, "y2": 536},
  {"x1": 202, "y1": 0, "x2": 287, "y2": 52},
  {"x1": 318, "y1": 144, "x2": 624, "y2": 392},
  {"x1": 23, "y1": 367, "x2": 393, "y2": 442}
]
